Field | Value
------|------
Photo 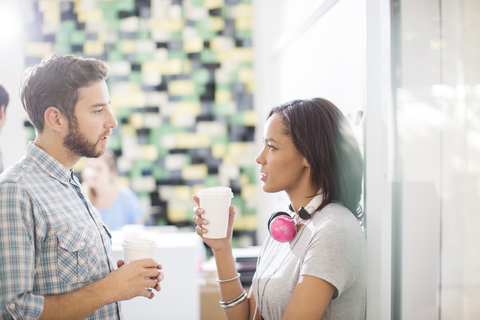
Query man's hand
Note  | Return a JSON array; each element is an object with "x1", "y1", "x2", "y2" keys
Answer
[{"x1": 105, "y1": 258, "x2": 164, "y2": 301}]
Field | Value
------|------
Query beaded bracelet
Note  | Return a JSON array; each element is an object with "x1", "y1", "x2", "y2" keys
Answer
[
  {"x1": 219, "y1": 290, "x2": 247, "y2": 309},
  {"x1": 217, "y1": 272, "x2": 241, "y2": 283}
]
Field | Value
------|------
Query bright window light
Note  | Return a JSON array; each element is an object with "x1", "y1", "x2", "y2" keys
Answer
[{"x1": 0, "y1": 3, "x2": 23, "y2": 44}]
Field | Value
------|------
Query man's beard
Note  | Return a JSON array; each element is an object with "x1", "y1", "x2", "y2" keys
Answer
[{"x1": 63, "y1": 117, "x2": 106, "y2": 158}]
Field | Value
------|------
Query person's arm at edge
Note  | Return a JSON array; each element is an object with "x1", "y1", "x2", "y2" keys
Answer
[{"x1": 40, "y1": 258, "x2": 162, "y2": 320}]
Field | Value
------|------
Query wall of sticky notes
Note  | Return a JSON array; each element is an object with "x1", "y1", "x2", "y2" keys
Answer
[{"x1": 23, "y1": 0, "x2": 258, "y2": 247}]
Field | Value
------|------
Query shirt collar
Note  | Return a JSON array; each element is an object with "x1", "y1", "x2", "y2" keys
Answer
[{"x1": 26, "y1": 141, "x2": 76, "y2": 186}]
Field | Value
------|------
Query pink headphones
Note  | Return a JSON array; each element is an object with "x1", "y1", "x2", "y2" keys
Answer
[{"x1": 267, "y1": 205, "x2": 312, "y2": 242}]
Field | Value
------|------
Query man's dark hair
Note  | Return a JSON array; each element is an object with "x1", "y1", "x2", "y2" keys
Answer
[
  {"x1": 19, "y1": 54, "x2": 108, "y2": 133},
  {"x1": 0, "y1": 82, "x2": 9, "y2": 109}
]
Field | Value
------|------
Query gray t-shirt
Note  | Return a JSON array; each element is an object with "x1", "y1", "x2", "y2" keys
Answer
[{"x1": 251, "y1": 202, "x2": 367, "y2": 320}]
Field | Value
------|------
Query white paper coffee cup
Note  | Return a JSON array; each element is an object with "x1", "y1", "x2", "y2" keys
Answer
[
  {"x1": 197, "y1": 187, "x2": 234, "y2": 239},
  {"x1": 122, "y1": 238, "x2": 157, "y2": 263}
]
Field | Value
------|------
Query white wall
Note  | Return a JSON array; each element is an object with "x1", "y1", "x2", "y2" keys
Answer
[{"x1": 0, "y1": 0, "x2": 28, "y2": 169}]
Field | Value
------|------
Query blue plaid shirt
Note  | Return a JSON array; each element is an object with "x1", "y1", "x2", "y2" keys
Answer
[{"x1": 0, "y1": 142, "x2": 122, "y2": 319}]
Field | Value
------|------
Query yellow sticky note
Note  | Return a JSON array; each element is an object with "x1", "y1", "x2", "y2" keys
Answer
[
  {"x1": 238, "y1": 68, "x2": 253, "y2": 83},
  {"x1": 153, "y1": 19, "x2": 185, "y2": 31},
  {"x1": 176, "y1": 133, "x2": 211, "y2": 148},
  {"x1": 236, "y1": 3, "x2": 253, "y2": 19},
  {"x1": 161, "y1": 59, "x2": 183, "y2": 75},
  {"x1": 244, "y1": 110, "x2": 256, "y2": 126},
  {"x1": 38, "y1": 1, "x2": 60, "y2": 23},
  {"x1": 207, "y1": 17, "x2": 225, "y2": 31},
  {"x1": 182, "y1": 164, "x2": 208, "y2": 180},
  {"x1": 168, "y1": 80, "x2": 195, "y2": 96},
  {"x1": 241, "y1": 184, "x2": 257, "y2": 199},
  {"x1": 204, "y1": 0, "x2": 224, "y2": 9},
  {"x1": 229, "y1": 142, "x2": 246, "y2": 156},
  {"x1": 210, "y1": 36, "x2": 235, "y2": 51},
  {"x1": 215, "y1": 90, "x2": 232, "y2": 103},
  {"x1": 233, "y1": 215, "x2": 257, "y2": 231},
  {"x1": 217, "y1": 48, "x2": 253, "y2": 62},
  {"x1": 235, "y1": 18, "x2": 252, "y2": 30},
  {"x1": 129, "y1": 113, "x2": 144, "y2": 129},
  {"x1": 111, "y1": 92, "x2": 146, "y2": 108},
  {"x1": 120, "y1": 124, "x2": 136, "y2": 136},
  {"x1": 84, "y1": 41, "x2": 104, "y2": 56},
  {"x1": 174, "y1": 186, "x2": 192, "y2": 201},
  {"x1": 116, "y1": 176, "x2": 130, "y2": 188},
  {"x1": 167, "y1": 207, "x2": 188, "y2": 223},
  {"x1": 141, "y1": 145, "x2": 158, "y2": 161},
  {"x1": 77, "y1": 10, "x2": 103, "y2": 23},
  {"x1": 121, "y1": 40, "x2": 136, "y2": 54},
  {"x1": 176, "y1": 101, "x2": 201, "y2": 115},
  {"x1": 183, "y1": 37, "x2": 204, "y2": 53},
  {"x1": 25, "y1": 42, "x2": 52, "y2": 57},
  {"x1": 212, "y1": 143, "x2": 227, "y2": 159}
]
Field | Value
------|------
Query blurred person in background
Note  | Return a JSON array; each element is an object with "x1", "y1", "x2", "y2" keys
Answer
[
  {"x1": 82, "y1": 150, "x2": 145, "y2": 231},
  {"x1": 0, "y1": 81, "x2": 10, "y2": 173}
]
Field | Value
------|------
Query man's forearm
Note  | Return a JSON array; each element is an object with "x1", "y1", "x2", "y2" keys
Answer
[{"x1": 39, "y1": 277, "x2": 114, "y2": 320}]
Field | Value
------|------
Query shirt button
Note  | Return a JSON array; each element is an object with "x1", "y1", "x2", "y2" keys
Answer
[
  {"x1": 9, "y1": 303, "x2": 15, "y2": 309},
  {"x1": 80, "y1": 241, "x2": 85, "y2": 247}
]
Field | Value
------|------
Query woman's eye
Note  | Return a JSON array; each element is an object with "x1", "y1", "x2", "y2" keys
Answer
[{"x1": 268, "y1": 144, "x2": 276, "y2": 150}]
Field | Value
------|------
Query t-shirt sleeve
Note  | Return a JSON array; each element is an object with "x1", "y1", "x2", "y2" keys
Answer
[
  {"x1": 300, "y1": 209, "x2": 365, "y2": 299},
  {"x1": 0, "y1": 182, "x2": 45, "y2": 319},
  {"x1": 122, "y1": 187, "x2": 145, "y2": 224}
]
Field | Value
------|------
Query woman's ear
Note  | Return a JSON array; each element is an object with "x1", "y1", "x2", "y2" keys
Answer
[
  {"x1": 44, "y1": 107, "x2": 67, "y2": 133},
  {"x1": 303, "y1": 156, "x2": 311, "y2": 168}
]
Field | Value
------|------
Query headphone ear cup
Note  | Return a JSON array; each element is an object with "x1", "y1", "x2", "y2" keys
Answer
[{"x1": 268, "y1": 212, "x2": 296, "y2": 243}]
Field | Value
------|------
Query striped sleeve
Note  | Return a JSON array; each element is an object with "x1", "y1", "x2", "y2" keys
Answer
[{"x1": 0, "y1": 181, "x2": 44, "y2": 319}]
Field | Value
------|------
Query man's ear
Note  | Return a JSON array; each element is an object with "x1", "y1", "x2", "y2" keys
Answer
[{"x1": 44, "y1": 107, "x2": 67, "y2": 133}]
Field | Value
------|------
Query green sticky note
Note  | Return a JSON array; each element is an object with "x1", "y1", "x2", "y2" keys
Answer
[
  {"x1": 236, "y1": 30, "x2": 252, "y2": 40},
  {"x1": 107, "y1": 135, "x2": 121, "y2": 151},
  {"x1": 137, "y1": 31, "x2": 150, "y2": 40},
  {"x1": 107, "y1": 50, "x2": 124, "y2": 61},
  {"x1": 106, "y1": 19, "x2": 120, "y2": 31},
  {"x1": 228, "y1": 112, "x2": 244, "y2": 125},
  {"x1": 54, "y1": 42, "x2": 72, "y2": 54},
  {"x1": 211, "y1": 135, "x2": 229, "y2": 144},
  {"x1": 60, "y1": 20, "x2": 76, "y2": 31},
  {"x1": 70, "y1": 30, "x2": 87, "y2": 45},
  {"x1": 241, "y1": 166, "x2": 257, "y2": 184},
  {"x1": 115, "y1": 0, "x2": 135, "y2": 12},
  {"x1": 128, "y1": 71, "x2": 142, "y2": 83},
  {"x1": 197, "y1": 30, "x2": 217, "y2": 41},
  {"x1": 200, "y1": 49, "x2": 217, "y2": 63},
  {"x1": 213, "y1": 103, "x2": 233, "y2": 116},
  {"x1": 192, "y1": 69, "x2": 210, "y2": 84},
  {"x1": 136, "y1": 52, "x2": 153, "y2": 63},
  {"x1": 205, "y1": 175, "x2": 219, "y2": 188},
  {"x1": 168, "y1": 50, "x2": 187, "y2": 60}
]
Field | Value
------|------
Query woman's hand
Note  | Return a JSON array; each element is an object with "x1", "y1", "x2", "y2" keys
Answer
[{"x1": 192, "y1": 195, "x2": 236, "y2": 253}]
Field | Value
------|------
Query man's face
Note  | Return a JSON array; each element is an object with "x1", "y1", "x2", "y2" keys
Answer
[{"x1": 63, "y1": 81, "x2": 117, "y2": 158}]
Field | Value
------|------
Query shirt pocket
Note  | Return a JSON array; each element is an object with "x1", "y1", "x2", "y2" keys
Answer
[{"x1": 57, "y1": 226, "x2": 100, "y2": 284}]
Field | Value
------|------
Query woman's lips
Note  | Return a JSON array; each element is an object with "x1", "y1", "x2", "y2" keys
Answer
[{"x1": 260, "y1": 172, "x2": 268, "y2": 181}]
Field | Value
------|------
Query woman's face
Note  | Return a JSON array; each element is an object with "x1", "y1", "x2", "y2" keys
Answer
[
  {"x1": 255, "y1": 113, "x2": 311, "y2": 195},
  {"x1": 84, "y1": 157, "x2": 113, "y2": 189}
]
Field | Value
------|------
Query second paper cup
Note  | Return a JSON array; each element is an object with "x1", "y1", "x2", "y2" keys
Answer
[{"x1": 197, "y1": 187, "x2": 234, "y2": 239}]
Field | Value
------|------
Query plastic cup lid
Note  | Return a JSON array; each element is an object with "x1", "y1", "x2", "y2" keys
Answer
[
  {"x1": 122, "y1": 237, "x2": 157, "y2": 248},
  {"x1": 197, "y1": 187, "x2": 233, "y2": 198}
]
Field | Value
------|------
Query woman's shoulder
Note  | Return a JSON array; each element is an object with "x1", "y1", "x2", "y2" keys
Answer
[{"x1": 311, "y1": 202, "x2": 365, "y2": 239}]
